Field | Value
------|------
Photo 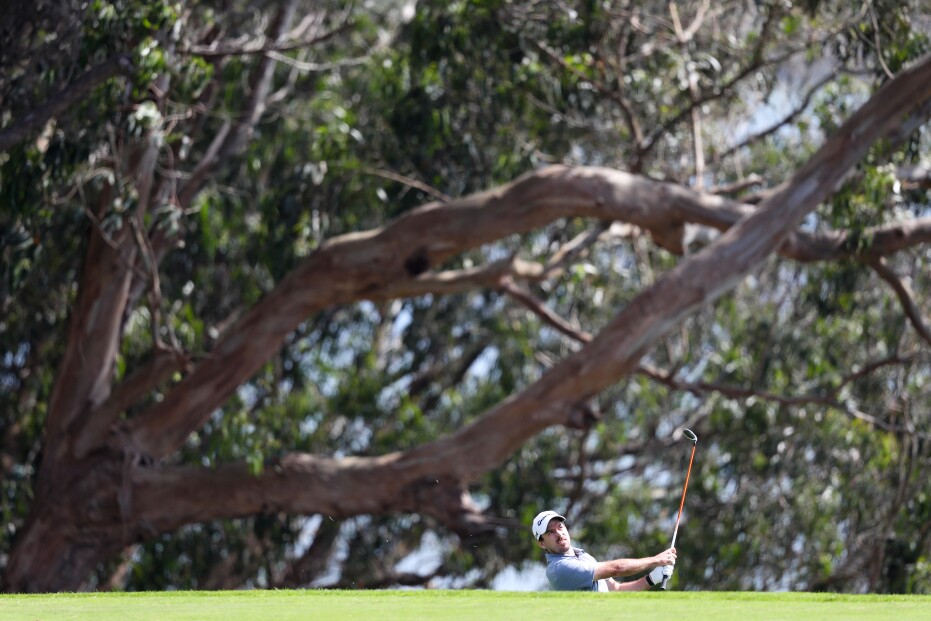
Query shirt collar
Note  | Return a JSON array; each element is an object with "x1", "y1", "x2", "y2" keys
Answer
[{"x1": 545, "y1": 546, "x2": 584, "y2": 559}]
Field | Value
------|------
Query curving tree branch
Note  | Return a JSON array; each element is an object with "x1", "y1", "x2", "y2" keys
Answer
[
  {"x1": 100, "y1": 53, "x2": 931, "y2": 465},
  {"x1": 110, "y1": 54, "x2": 931, "y2": 471}
]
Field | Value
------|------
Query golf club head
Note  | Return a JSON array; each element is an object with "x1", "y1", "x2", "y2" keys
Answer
[{"x1": 682, "y1": 428, "x2": 698, "y2": 444}]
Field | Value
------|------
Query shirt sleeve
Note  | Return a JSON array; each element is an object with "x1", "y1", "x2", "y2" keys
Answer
[{"x1": 547, "y1": 554, "x2": 597, "y2": 591}]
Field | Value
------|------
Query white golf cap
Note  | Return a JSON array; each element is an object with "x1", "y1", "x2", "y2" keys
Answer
[{"x1": 531, "y1": 510, "x2": 566, "y2": 539}]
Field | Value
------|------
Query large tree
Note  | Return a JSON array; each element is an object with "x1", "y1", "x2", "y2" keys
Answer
[{"x1": 1, "y1": 0, "x2": 930, "y2": 592}]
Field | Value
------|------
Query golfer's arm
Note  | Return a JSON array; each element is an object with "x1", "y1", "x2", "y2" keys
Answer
[
  {"x1": 605, "y1": 577, "x2": 650, "y2": 592},
  {"x1": 594, "y1": 557, "x2": 657, "y2": 580}
]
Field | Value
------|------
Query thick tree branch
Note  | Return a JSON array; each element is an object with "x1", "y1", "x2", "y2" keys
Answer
[
  {"x1": 356, "y1": 52, "x2": 931, "y2": 485},
  {"x1": 46, "y1": 132, "x2": 164, "y2": 452},
  {"x1": 73, "y1": 347, "x2": 190, "y2": 458},
  {"x1": 780, "y1": 217, "x2": 931, "y2": 262},
  {"x1": 381, "y1": 258, "x2": 545, "y2": 299},
  {"x1": 44, "y1": 181, "x2": 141, "y2": 468},
  {"x1": 130, "y1": 456, "x2": 495, "y2": 539},
  {"x1": 121, "y1": 54, "x2": 931, "y2": 461}
]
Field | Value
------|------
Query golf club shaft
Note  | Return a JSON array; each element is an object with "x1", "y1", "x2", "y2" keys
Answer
[{"x1": 660, "y1": 438, "x2": 697, "y2": 590}]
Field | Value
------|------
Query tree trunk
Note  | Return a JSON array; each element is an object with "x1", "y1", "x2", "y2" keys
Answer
[{"x1": 4, "y1": 453, "x2": 127, "y2": 592}]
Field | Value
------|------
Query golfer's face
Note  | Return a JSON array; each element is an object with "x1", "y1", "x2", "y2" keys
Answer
[{"x1": 538, "y1": 518, "x2": 570, "y2": 554}]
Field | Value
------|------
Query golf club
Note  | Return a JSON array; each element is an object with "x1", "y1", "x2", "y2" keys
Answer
[{"x1": 660, "y1": 428, "x2": 698, "y2": 590}]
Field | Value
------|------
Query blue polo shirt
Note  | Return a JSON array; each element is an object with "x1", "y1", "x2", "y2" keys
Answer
[{"x1": 545, "y1": 547, "x2": 608, "y2": 591}]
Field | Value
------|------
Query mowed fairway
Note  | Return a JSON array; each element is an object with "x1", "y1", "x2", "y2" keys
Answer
[{"x1": 2, "y1": 589, "x2": 929, "y2": 621}]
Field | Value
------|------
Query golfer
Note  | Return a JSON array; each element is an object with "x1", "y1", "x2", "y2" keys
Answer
[{"x1": 532, "y1": 510, "x2": 676, "y2": 591}]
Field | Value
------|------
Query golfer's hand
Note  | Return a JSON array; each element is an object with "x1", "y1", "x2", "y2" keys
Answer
[
  {"x1": 646, "y1": 565, "x2": 672, "y2": 587},
  {"x1": 654, "y1": 547, "x2": 677, "y2": 567}
]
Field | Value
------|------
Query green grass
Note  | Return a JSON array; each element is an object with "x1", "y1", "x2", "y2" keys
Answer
[{"x1": 1, "y1": 590, "x2": 929, "y2": 621}]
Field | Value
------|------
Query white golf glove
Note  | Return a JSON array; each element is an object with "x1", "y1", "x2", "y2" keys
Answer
[
  {"x1": 646, "y1": 565, "x2": 673, "y2": 587},
  {"x1": 646, "y1": 565, "x2": 672, "y2": 586}
]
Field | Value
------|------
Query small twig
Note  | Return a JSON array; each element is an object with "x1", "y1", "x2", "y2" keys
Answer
[
  {"x1": 500, "y1": 277, "x2": 592, "y2": 343},
  {"x1": 361, "y1": 168, "x2": 451, "y2": 202},
  {"x1": 669, "y1": 1, "x2": 709, "y2": 189},
  {"x1": 641, "y1": 14, "x2": 859, "y2": 158},
  {"x1": 635, "y1": 358, "x2": 928, "y2": 439},
  {"x1": 533, "y1": 40, "x2": 645, "y2": 148},
  {"x1": 182, "y1": 21, "x2": 355, "y2": 58},
  {"x1": 866, "y1": 257, "x2": 931, "y2": 346},
  {"x1": 264, "y1": 50, "x2": 370, "y2": 73},
  {"x1": 710, "y1": 174, "x2": 764, "y2": 196},
  {"x1": 542, "y1": 223, "x2": 613, "y2": 279},
  {"x1": 720, "y1": 73, "x2": 834, "y2": 160},
  {"x1": 867, "y1": 2, "x2": 895, "y2": 79}
]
